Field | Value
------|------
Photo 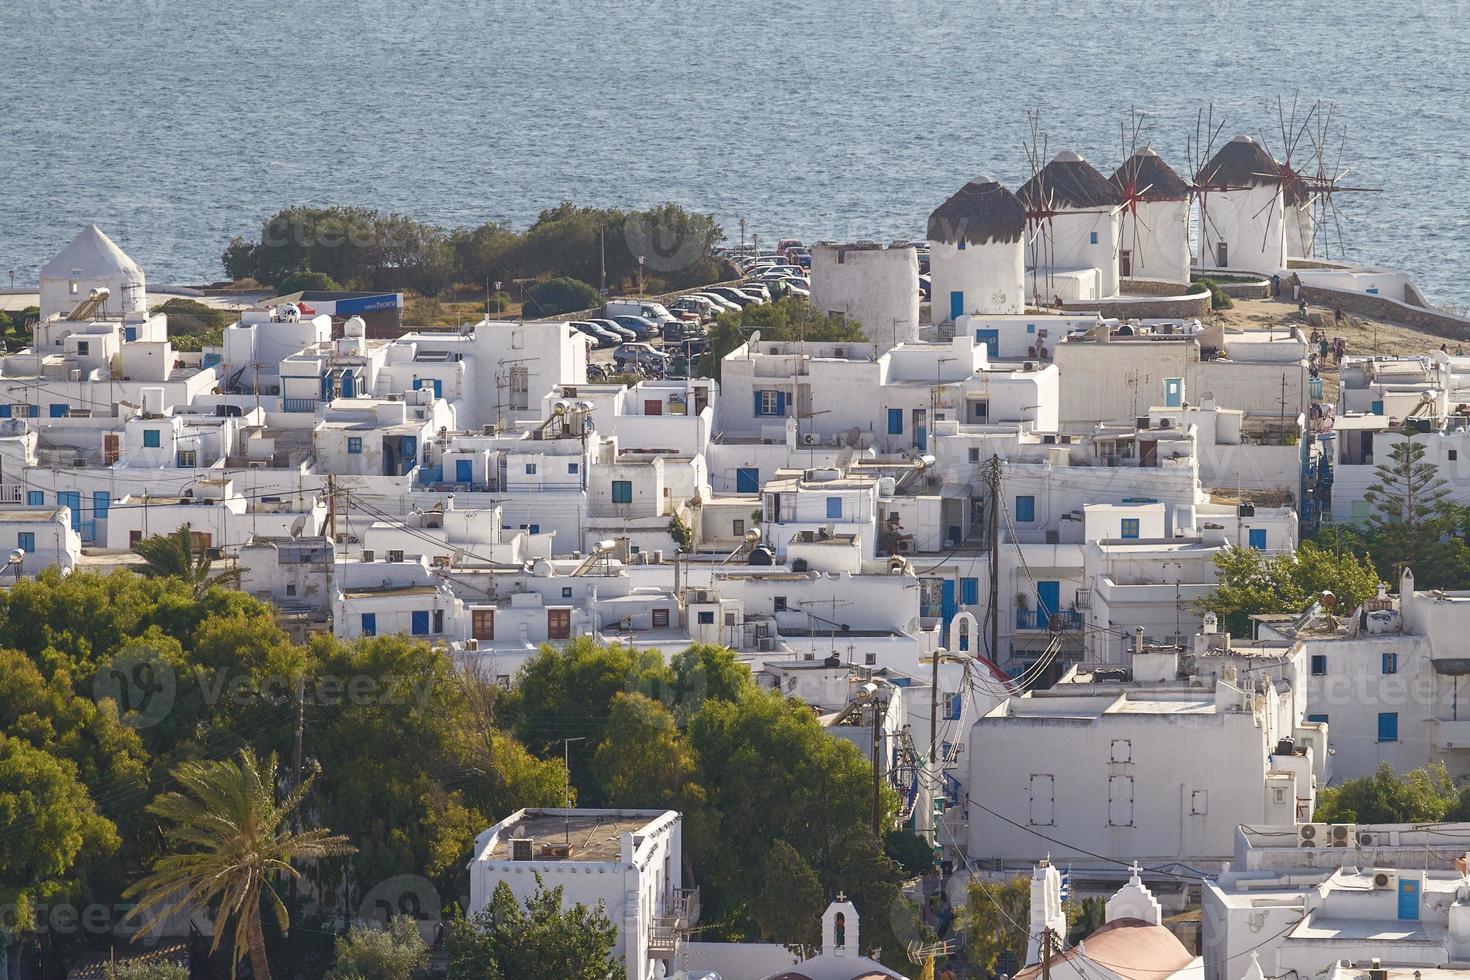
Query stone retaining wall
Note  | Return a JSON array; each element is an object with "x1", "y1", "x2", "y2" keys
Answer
[
  {"x1": 1300, "y1": 285, "x2": 1470, "y2": 340},
  {"x1": 1062, "y1": 286, "x2": 1212, "y2": 320}
]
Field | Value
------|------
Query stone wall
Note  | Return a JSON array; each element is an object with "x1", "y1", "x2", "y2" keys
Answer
[
  {"x1": 1301, "y1": 285, "x2": 1470, "y2": 340},
  {"x1": 1062, "y1": 286, "x2": 1212, "y2": 320}
]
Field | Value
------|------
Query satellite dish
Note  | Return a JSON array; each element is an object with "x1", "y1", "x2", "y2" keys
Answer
[
  {"x1": 288, "y1": 515, "x2": 307, "y2": 538},
  {"x1": 844, "y1": 426, "x2": 862, "y2": 447}
]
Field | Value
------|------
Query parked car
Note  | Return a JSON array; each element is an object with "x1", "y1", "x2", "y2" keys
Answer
[
  {"x1": 613, "y1": 343, "x2": 672, "y2": 369},
  {"x1": 612, "y1": 315, "x2": 658, "y2": 339},
  {"x1": 568, "y1": 320, "x2": 620, "y2": 348},
  {"x1": 588, "y1": 317, "x2": 636, "y2": 341},
  {"x1": 690, "y1": 291, "x2": 742, "y2": 313},
  {"x1": 604, "y1": 299, "x2": 676, "y2": 323},
  {"x1": 670, "y1": 295, "x2": 720, "y2": 321},
  {"x1": 706, "y1": 286, "x2": 762, "y2": 308},
  {"x1": 735, "y1": 284, "x2": 771, "y2": 302},
  {"x1": 662, "y1": 320, "x2": 706, "y2": 343}
]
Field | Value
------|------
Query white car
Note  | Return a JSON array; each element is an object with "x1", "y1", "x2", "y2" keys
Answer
[{"x1": 691, "y1": 291, "x2": 742, "y2": 313}]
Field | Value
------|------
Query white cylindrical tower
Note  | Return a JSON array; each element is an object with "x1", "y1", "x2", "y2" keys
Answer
[
  {"x1": 809, "y1": 242, "x2": 920, "y2": 353},
  {"x1": 38, "y1": 225, "x2": 148, "y2": 320},
  {"x1": 927, "y1": 178, "x2": 1027, "y2": 321},
  {"x1": 1018, "y1": 150, "x2": 1124, "y2": 299},
  {"x1": 1197, "y1": 135, "x2": 1287, "y2": 272},
  {"x1": 1111, "y1": 147, "x2": 1193, "y2": 285}
]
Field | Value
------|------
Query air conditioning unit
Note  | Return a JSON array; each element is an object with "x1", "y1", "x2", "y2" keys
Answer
[
  {"x1": 802, "y1": 433, "x2": 819, "y2": 446},
  {"x1": 1372, "y1": 870, "x2": 1397, "y2": 890},
  {"x1": 693, "y1": 590, "x2": 710, "y2": 603},
  {"x1": 757, "y1": 637, "x2": 777, "y2": 652},
  {"x1": 1329, "y1": 824, "x2": 1353, "y2": 847},
  {"x1": 360, "y1": 550, "x2": 374, "y2": 562},
  {"x1": 510, "y1": 838, "x2": 534, "y2": 861},
  {"x1": 1298, "y1": 823, "x2": 1327, "y2": 847},
  {"x1": 387, "y1": 550, "x2": 404, "y2": 563},
  {"x1": 1357, "y1": 830, "x2": 1386, "y2": 848},
  {"x1": 248, "y1": 460, "x2": 268, "y2": 469},
  {"x1": 464, "y1": 638, "x2": 479, "y2": 652}
]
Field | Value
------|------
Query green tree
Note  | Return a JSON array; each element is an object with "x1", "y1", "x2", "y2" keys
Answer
[
  {"x1": 592, "y1": 692, "x2": 702, "y2": 809},
  {"x1": 525, "y1": 276, "x2": 601, "y2": 317},
  {"x1": 326, "y1": 916, "x2": 430, "y2": 980},
  {"x1": 277, "y1": 270, "x2": 343, "y2": 294},
  {"x1": 1198, "y1": 540, "x2": 1381, "y2": 636},
  {"x1": 962, "y1": 875, "x2": 1031, "y2": 974},
  {"x1": 752, "y1": 840, "x2": 824, "y2": 949},
  {"x1": 445, "y1": 878, "x2": 626, "y2": 980},
  {"x1": 1315, "y1": 762, "x2": 1469, "y2": 824},
  {"x1": 149, "y1": 298, "x2": 232, "y2": 351},
  {"x1": 883, "y1": 828, "x2": 936, "y2": 877},
  {"x1": 1065, "y1": 896, "x2": 1107, "y2": 945},
  {"x1": 132, "y1": 525, "x2": 239, "y2": 597},
  {"x1": 699, "y1": 299, "x2": 868, "y2": 380},
  {"x1": 0, "y1": 733, "x2": 119, "y2": 919},
  {"x1": 1358, "y1": 433, "x2": 1470, "y2": 588},
  {"x1": 126, "y1": 749, "x2": 355, "y2": 980},
  {"x1": 449, "y1": 222, "x2": 520, "y2": 286}
]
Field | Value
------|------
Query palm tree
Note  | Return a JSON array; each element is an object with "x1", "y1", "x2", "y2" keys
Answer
[
  {"x1": 132, "y1": 524, "x2": 238, "y2": 596},
  {"x1": 126, "y1": 748, "x2": 355, "y2": 980}
]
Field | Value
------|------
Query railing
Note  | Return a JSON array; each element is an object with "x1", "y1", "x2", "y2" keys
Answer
[
  {"x1": 1015, "y1": 609, "x2": 1083, "y2": 631},
  {"x1": 282, "y1": 397, "x2": 319, "y2": 413}
]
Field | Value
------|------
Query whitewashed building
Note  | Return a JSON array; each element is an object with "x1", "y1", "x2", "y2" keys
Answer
[
  {"x1": 1197, "y1": 135, "x2": 1287, "y2": 273},
  {"x1": 809, "y1": 242, "x2": 921, "y2": 352},
  {"x1": 927, "y1": 178, "x2": 1028, "y2": 322},
  {"x1": 1017, "y1": 150, "x2": 1124, "y2": 302},
  {"x1": 1110, "y1": 147, "x2": 1193, "y2": 285}
]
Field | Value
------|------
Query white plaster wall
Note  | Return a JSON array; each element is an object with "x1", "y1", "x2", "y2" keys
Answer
[
  {"x1": 810, "y1": 244, "x2": 921, "y2": 352},
  {"x1": 1199, "y1": 184, "x2": 1286, "y2": 273},
  {"x1": 929, "y1": 239, "x2": 1025, "y2": 320},
  {"x1": 1122, "y1": 198, "x2": 1192, "y2": 284}
]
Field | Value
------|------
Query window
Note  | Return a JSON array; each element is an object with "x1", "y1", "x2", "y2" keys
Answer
[
  {"x1": 756, "y1": 390, "x2": 785, "y2": 417},
  {"x1": 347, "y1": 437, "x2": 362, "y2": 454},
  {"x1": 26, "y1": 491, "x2": 43, "y2": 506},
  {"x1": 733, "y1": 519, "x2": 745, "y2": 536},
  {"x1": 865, "y1": 652, "x2": 877, "y2": 666},
  {"x1": 697, "y1": 610, "x2": 715, "y2": 624},
  {"x1": 285, "y1": 584, "x2": 297, "y2": 596},
  {"x1": 1310, "y1": 654, "x2": 1327, "y2": 676},
  {"x1": 77, "y1": 341, "x2": 90, "y2": 355},
  {"x1": 612, "y1": 480, "x2": 633, "y2": 504},
  {"x1": 1015, "y1": 495, "x2": 1036, "y2": 522},
  {"x1": 1452, "y1": 450, "x2": 1460, "y2": 462},
  {"x1": 961, "y1": 578, "x2": 979, "y2": 605},
  {"x1": 652, "y1": 608, "x2": 669, "y2": 628},
  {"x1": 774, "y1": 596, "x2": 787, "y2": 612},
  {"x1": 50, "y1": 404, "x2": 69, "y2": 418},
  {"x1": 17, "y1": 532, "x2": 34, "y2": 552},
  {"x1": 887, "y1": 408, "x2": 903, "y2": 435},
  {"x1": 360, "y1": 613, "x2": 377, "y2": 637},
  {"x1": 525, "y1": 462, "x2": 537, "y2": 474},
  {"x1": 568, "y1": 462, "x2": 579, "y2": 473},
  {"x1": 956, "y1": 240, "x2": 967, "y2": 251},
  {"x1": 968, "y1": 447, "x2": 980, "y2": 462},
  {"x1": 92, "y1": 491, "x2": 110, "y2": 518},
  {"x1": 1110, "y1": 739, "x2": 1132, "y2": 764},
  {"x1": 1120, "y1": 518, "x2": 1140, "y2": 540},
  {"x1": 1089, "y1": 231, "x2": 1099, "y2": 245},
  {"x1": 411, "y1": 611, "x2": 430, "y2": 636},
  {"x1": 1382, "y1": 652, "x2": 1399, "y2": 674},
  {"x1": 1378, "y1": 711, "x2": 1399, "y2": 743},
  {"x1": 1191, "y1": 790, "x2": 1208, "y2": 816},
  {"x1": 1307, "y1": 713, "x2": 1329, "y2": 724},
  {"x1": 0, "y1": 405, "x2": 8, "y2": 418},
  {"x1": 1026, "y1": 323, "x2": 1036, "y2": 334},
  {"x1": 562, "y1": 586, "x2": 573, "y2": 598},
  {"x1": 826, "y1": 496, "x2": 842, "y2": 519},
  {"x1": 143, "y1": 429, "x2": 161, "y2": 448}
]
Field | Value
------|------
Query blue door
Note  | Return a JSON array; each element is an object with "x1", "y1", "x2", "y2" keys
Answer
[
  {"x1": 974, "y1": 329, "x2": 1000, "y2": 356},
  {"x1": 950, "y1": 291, "x2": 964, "y2": 321},
  {"x1": 1248, "y1": 529, "x2": 1267, "y2": 551},
  {"x1": 1164, "y1": 378, "x2": 1182, "y2": 407},
  {"x1": 1035, "y1": 581, "x2": 1060, "y2": 618},
  {"x1": 361, "y1": 613, "x2": 376, "y2": 637},
  {"x1": 411, "y1": 611, "x2": 430, "y2": 635},
  {"x1": 341, "y1": 370, "x2": 356, "y2": 398},
  {"x1": 941, "y1": 579, "x2": 957, "y2": 642},
  {"x1": 736, "y1": 468, "x2": 760, "y2": 493},
  {"x1": 455, "y1": 459, "x2": 473, "y2": 484},
  {"x1": 1398, "y1": 878, "x2": 1420, "y2": 920},
  {"x1": 1371, "y1": 399, "x2": 1384, "y2": 415},
  {"x1": 57, "y1": 491, "x2": 81, "y2": 530}
]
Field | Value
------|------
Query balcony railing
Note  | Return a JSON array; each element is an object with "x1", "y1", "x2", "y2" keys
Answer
[
  {"x1": 1015, "y1": 609, "x2": 1083, "y2": 631},
  {"x1": 282, "y1": 397, "x2": 319, "y2": 413}
]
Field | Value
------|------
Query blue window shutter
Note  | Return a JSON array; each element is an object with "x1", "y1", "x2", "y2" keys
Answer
[
  {"x1": 961, "y1": 578, "x2": 979, "y2": 605},
  {"x1": 754, "y1": 391, "x2": 764, "y2": 417},
  {"x1": 888, "y1": 409, "x2": 903, "y2": 434},
  {"x1": 361, "y1": 613, "x2": 376, "y2": 637},
  {"x1": 1248, "y1": 528, "x2": 1267, "y2": 550},
  {"x1": 826, "y1": 496, "x2": 842, "y2": 519},
  {"x1": 92, "y1": 491, "x2": 110, "y2": 518},
  {"x1": 412, "y1": 611, "x2": 430, "y2": 635},
  {"x1": 27, "y1": 491, "x2": 43, "y2": 506},
  {"x1": 0, "y1": 405, "x2": 9, "y2": 419},
  {"x1": 776, "y1": 391, "x2": 787, "y2": 416},
  {"x1": 1016, "y1": 496, "x2": 1036, "y2": 522},
  {"x1": 455, "y1": 459, "x2": 473, "y2": 483},
  {"x1": 18, "y1": 532, "x2": 35, "y2": 552},
  {"x1": 1378, "y1": 712, "x2": 1398, "y2": 742}
]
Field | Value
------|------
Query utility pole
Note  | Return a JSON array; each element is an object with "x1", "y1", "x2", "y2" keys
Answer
[
  {"x1": 560, "y1": 736, "x2": 586, "y2": 843},
  {"x1": 871, "y1": 694, "x2": 882, "y2": 836},
  {"x1": 292, "y1": 675, "x2": 306, "y2": 833},
  {"x1": 600, "y1": 226, "x2": 607, "y2": 296},
  {"x1": 1042, "y1": 927, "x2": 1054, "y2": 980},
  {"x1": 326, "y1": 475, "x2": 337, "y2": 544},
  {"x1": 983, "y1": 454, "x2": 1003, "y2": 660}
]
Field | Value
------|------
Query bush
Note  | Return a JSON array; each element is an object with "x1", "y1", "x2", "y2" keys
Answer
[
  {"x1": 110, "y1": 962, "x2": 188, "y2": 980},
  {"x1": 277, "y1": 270, "x2": 342, "y2": 294},
  {"x1": 488, "y1": 290, "x2": 513, "y2": 313},
  {"x1": 1195, "y1": 278, "x2": 1234, "y2": 311},
  {"x1": 524, "y1": 277, "x2": 600, "y2": 318},
  {"x1": 883, "y1": 828, "x2": 935, "y2": 877},
  {"x1": 151, "y1": 298, "x2": 232, "y2": 351}
]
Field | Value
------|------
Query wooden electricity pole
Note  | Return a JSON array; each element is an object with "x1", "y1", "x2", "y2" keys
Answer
[{"x1": 983, "y1": 454, "x2": 1003, "y2": 659}]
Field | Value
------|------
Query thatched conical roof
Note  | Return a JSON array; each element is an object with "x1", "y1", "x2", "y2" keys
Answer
[
  {"x1": 1110, "y1": 147, "x2": 1190, "y2": 201},
  {"x1": 1199, "y1": 135, "x2": 1282, "y2": 189},
  {"x1": 927, "y1": 178, "x2": 1027, "y2": 246},
  {"x1": 1017, "y1": 150, "x2": 1122, "y2": 211}
]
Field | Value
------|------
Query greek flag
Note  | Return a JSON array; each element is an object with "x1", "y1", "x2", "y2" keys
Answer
[{"x1": 1059, "y1": 867, "x2": 1072, "y2": 904}]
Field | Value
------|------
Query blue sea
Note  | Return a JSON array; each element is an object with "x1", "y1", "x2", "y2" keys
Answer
[{"x1": 2, "y1": 0, "x2": 1466, "y2": 308}]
